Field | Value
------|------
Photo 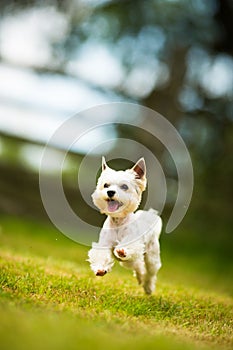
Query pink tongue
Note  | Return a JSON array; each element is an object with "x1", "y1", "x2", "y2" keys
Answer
[{"x1": 108, "y1": 200, "x2": 119, "y2": 212}]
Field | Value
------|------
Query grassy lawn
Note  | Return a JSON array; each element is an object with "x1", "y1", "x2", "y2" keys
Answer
[{"x1": 0, "y1": 217, "x2": 232, "y2": 350}]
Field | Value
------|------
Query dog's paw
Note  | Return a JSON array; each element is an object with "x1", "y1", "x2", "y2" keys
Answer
[
  {"x1": 143, "y1": 277, "x2": 157, "y2": 295},
  {"x1": 115, "y1": 248, "x2": 127, "y2": 258},
  {"x1": 96, "y1": 269, "x2": 107, "y2": 276}
]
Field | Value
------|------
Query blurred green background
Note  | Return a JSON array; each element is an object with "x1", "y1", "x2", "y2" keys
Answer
[{"x1": 0, "y1": 0, "x2": 232, "y2": 294}]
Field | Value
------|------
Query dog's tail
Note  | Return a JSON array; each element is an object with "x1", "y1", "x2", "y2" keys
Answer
[{"x1": 148, "y1": 208, "x2": 160, "y2": 216}]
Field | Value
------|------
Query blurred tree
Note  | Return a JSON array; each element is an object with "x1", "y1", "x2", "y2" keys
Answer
[{"x1": 0, "y1": 0, "x2": 232, "y2": 231}]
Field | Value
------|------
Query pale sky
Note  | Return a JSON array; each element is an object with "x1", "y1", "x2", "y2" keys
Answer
[{"x1": 0, "y1": 4, "x2": 232, "y2": 157}]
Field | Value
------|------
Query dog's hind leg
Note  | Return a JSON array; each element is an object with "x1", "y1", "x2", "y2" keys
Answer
[
  {"x1": 143, "y1": 237, "x2": 161, "y2": 294},
  {"x1": 120, "y1": 259, "x2": 146, "y2": 285},
  {"x1": 133, "y1": 260, "x2": 146, "y2": 285}
]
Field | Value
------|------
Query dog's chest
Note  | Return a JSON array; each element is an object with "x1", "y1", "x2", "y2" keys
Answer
[
  {"x1": 111, "y1": 216, "x2": 140, "y2": 243},
  {"x1": 115, "y1": 226, "x2": 130, "y2": 242}
]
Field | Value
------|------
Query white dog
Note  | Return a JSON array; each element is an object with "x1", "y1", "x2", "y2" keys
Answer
[{"x1": 88, "y1": 157, "x2": 162, "y2": 294}]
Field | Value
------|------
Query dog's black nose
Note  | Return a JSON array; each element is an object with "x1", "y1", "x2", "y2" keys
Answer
[{"x1": 107, "y1": 190, "x2": 115, "y2": 198}]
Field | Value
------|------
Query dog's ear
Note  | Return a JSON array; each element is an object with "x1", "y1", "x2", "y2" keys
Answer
[
  {"x1": 132, "y1": 158, "x2": 146, "y2": 179},
  {"x1": 102, "y1": 156, "x2": 109, "y2": 171}
]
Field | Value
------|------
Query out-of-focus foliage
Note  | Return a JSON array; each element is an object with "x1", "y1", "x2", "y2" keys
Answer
[{"x1": 0, "y1": 0, "x2": 232, "y2": 239}]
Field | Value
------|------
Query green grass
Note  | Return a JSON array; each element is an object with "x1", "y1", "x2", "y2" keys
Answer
[{"x1": 0, "y1": 217, "x2": 232, "y2": 350}]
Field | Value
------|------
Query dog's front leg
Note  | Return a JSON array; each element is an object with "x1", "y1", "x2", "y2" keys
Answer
[
  {"x1": 114, "y1": 241, "x2": 146, "y2": 285},
  {"x1": 88, "y1": 227, "x2": 115, "y2": 277},
  {"x1": 113, "y1": 241, "x2": 145, "y2": 262},
  {"x1": 88, "y1": 245, "x2": 114, "y2": 276}
]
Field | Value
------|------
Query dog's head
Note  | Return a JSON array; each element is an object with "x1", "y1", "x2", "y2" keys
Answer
[{"x1": 92, "y1": 157, "x2": 147, "y2": 217}]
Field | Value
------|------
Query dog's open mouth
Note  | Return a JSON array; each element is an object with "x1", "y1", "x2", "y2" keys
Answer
[{"x1": 107, "y1": 199, "x2": 122, "y2": 212}]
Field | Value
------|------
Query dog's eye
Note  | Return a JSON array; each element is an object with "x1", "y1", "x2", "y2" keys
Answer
[
  {"x1": 104, "y1": 183, "x2": 110, "y2": 188},
  {"x1": 120, "y1": 184, "x2": 128, "y2": 191}
]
